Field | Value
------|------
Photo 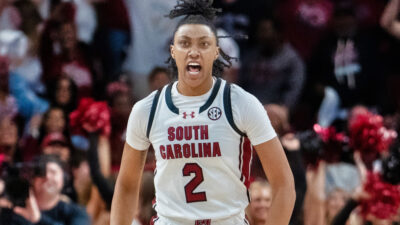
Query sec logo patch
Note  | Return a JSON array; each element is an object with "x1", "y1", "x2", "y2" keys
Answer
[{"x1": 208, "y1": 107, "x2": 222, "y2": 120}]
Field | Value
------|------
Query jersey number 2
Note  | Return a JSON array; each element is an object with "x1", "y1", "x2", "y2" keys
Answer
[{"x1": 182, "y1": 163, "x2": 207, "y2": 203}]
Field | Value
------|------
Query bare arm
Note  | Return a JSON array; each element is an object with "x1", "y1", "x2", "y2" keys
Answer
[
  {"x1": 303, "y1": 162, "x2": 327, "y2": 225},
  {"x1": 381, "y1": 0, "x2": 400, "y2": 39},
  {"x1": 254, "y1": 137, "x2": 296, "y2": 225},
  {"x1": 110, "y1": 143, "x2": 147, "y2": 225}
]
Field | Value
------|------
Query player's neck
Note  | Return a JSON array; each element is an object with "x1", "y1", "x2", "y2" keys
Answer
[{"x1": 177, "y1": 77, "x2": 214, "y2": 96}]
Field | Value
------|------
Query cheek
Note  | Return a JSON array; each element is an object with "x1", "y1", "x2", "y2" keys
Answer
[
  {"x1": 175, "y1": 52, "x2": 187, "y2": 66},
  {"x1": 43, "y1": 147, "x2": 54, "y2": 154},
  {"x1": 56, "y1": 173, "x2": 64, "y2": 187},
  {"x1": 58, "y1": 119, "x2": 65, "y2": 128},
  {"x1": 203, "y1": 51, "x2": 217, "y2": 65}
]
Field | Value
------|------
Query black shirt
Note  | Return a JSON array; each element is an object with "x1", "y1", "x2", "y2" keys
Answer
[{"x1": 0, "y1": 200, "x2": 90, "y2": 225}]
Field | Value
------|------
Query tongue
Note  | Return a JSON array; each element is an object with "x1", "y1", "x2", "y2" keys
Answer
[{"x1": 188, "y1": 66, "x2": 200, "y2": 72}]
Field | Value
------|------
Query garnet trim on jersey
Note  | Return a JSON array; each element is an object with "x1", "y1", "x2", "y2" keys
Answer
[
  {"x1": 224, "y1": 83, "x2": 253, "y2": 189},
  {"x1": 195, "y1": 219, "x2": 211, "y2": 225},
  {"x1": 239, "y1": 137, "x2": 253, "y2": 189}
]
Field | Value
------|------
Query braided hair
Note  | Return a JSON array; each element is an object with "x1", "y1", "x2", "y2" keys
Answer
[{"x1": 166, "y1": 0, "x2": 236, "y2": 78}]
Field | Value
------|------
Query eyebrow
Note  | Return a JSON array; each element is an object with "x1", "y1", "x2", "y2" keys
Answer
[{"x1": 178, "y1": 35, "x2": 212, "y2": 40}]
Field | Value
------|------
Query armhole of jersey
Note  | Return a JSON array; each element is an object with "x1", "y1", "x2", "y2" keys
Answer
[
  {"x1": 223, "y1": 83, "x2": 247, "y2": 137},
  {"x1": 146, "y1": 88, "x2": 162, "y2": 138}
]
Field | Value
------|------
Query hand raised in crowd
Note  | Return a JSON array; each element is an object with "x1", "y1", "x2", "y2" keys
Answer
[
  {"x1": 0, "y1": 179, "x2": 12, "y2": 209},
  {"x1": 381, "y1": 0, "x2": 400, "y2": 39},
  {"x1": 351, "y1": 151, "x2": 370, "y2": 202},
  {"x1": 304, "y1": 161, "x2": 326, "y2": 225},
  {"x1": 13, "y1": 190, "x2": 41, "y2": 224}
]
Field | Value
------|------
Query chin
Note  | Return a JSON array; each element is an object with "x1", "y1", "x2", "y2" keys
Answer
[{"x1": 184, "y1": 75, "x2": 205, "y2": 86}]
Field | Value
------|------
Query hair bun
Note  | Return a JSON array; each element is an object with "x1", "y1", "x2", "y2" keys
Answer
[{"x1": 168, "y1": 0, "x2": 221, "y2": 20}]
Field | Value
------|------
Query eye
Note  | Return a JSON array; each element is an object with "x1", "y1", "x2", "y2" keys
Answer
[
  {"x1": 200, "y1": 42, "x2": 210, "y2": 48},
  {"x1": 179, "y1": 40, "x2": 190, "y2": 47}
]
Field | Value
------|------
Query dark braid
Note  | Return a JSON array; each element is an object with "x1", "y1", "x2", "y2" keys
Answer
[
  {"x1": 166, "y1": 0, "x2": 236, "y2": 78},
  {"x1": 167, "y1": 0, "x2": 220, "y2": 21}
]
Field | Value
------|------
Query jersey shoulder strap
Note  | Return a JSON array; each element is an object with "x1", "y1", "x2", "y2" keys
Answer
[
  {"x1": 146, "y1": 88, "x2": 162, "y2": 138},
  {"x1": 223, "y1": 82, "x2": 246, "y2": 137}
]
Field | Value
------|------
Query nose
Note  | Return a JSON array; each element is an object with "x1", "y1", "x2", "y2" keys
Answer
[{"x1": 188, "y1": 48, "x2": 200, "y2": 58}]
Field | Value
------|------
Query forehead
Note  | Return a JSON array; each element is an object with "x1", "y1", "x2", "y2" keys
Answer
[
  {"x1": 47, "y1": 162, "x2": 63, "y2": 173},
  {"x1": 174, "y1": 24, "x2": 216, "y2": 40},
  {"x1": 250, "y1": 186, "x2": 271, "y2": 197}
]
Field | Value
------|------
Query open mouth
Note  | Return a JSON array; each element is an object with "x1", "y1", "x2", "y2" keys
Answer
[{"x1": 186, "y1": 62, "x2": 202, "y2": 75}]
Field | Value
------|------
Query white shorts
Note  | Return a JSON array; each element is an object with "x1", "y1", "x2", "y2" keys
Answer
[{"x1": 152, "y1": 213, "x2": 249, "y2": 225}]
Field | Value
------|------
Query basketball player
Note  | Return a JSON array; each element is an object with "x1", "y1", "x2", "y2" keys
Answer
[{"x1": 110, "y1": 1, "x2": 295, "y2": 225}]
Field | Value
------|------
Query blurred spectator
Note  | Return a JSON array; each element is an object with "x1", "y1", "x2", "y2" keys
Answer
[
  {"x1": 0, "y1": 116, "x2": 21, "y2": 164},
  {"x1": 0, "y1": 29, "x2": 29, "y2": 70},
  {"x1": 240, "y1": 18, "x2": 305, "y2": 109},
  {"x1": 48, "y1": 76, "x2": 78, "y2": 115},
  {"x1": 0, "y1": 154, "x2": 91, "y2": 225},
  {"x1": 70, "y1": 150, "x2": 91, "y2": 206},
  {"x1": 39, "y1": 3, "x2": 95, "y2": 98},
  {"x1": 20, "y1": 107, "x2": 69, "y2": 162},
  {"x1": 277, "y1": 0, "x2": 333, "y2": 60},
  {"x1": 0, "y1": 0, "x2": 20, "y2": 30},
  {"x1": 213, "y1": 0, "x2": 277, "y2": 49},
  {"x1": 330, "y1": 152, "x2": 399, "y2": 225},
  {"x1": 381, "y1": 0, "x2": 400, "y2": 39},
  {"x1": 0, "y1": 56, "x2": 18, "y2": 119},
  {"x1": 303, "y1": 161, "x2": 359, "y2": 225},
  {"x1": 13, "y1": 0, "x2": 42, "y2": 45},
  {"x1": 246, "y1": 180, "x2": 272, "y2": 225},
  {"x1": 92, "y1": 0, "x2": 130, "y2": 82},
  {"x1": 326, "y1": 188, "x2": 349, "y2": 224},
  {"x1": 123, "y1": 0, "x2": 179, "y2": 99},
  {"x1": 11, "y1": 0, "x2": 46, "y2": 96},
  {"x1": 0, "y1": 40, "x2": 49, "y2": 121},
  {"x1": 148, "y1": 67, "x2": 171, "y2": 92},
  {"x1": 352, "y1": 0, "x2": 385, "y2": 29},
  {"x1": 70, "y1": 149, "x2": 109, "y2": 225},
  {"x1": 84, "y1": 133, "x2": 155, "y2": 225},
  {"x1": 136, "y1": 171, "x2": 156, "y2": 224},
  {"x1": 39, "y1": 107, "x2": 67, "y2": 138},
  {"x1": 106, "y1": 81, "x2": 134, "y2": 169},
  {"x1": 262, "y1": 104, "x2": 307, "y2": 225},
  {"x1": 9, "y1": 70, "x2": 49, "y2": 121},
  {"x1": 74, "y1": 0, "x2": 97, "y2": 44},
  {"x1": 41, "y1": 132, "x2": 70, "y2": 162},
  {"x1": 31, "y1": 0, "x2": 61, "y2": 20},
  {"x1": 308, "y1": 1, "x2": 384, "y2": 112}
]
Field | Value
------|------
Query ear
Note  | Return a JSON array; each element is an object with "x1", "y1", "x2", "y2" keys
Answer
[
  {"x1": 170, "y1": 45, "x2": 175, "y2": 59},
  {"x1": 215, "y1": 47, "x2": 220, "y2": 60}
]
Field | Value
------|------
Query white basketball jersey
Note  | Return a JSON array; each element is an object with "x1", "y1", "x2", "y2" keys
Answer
[{"x1": 147, "y1": 78, "x2": 253, "y2": 220}]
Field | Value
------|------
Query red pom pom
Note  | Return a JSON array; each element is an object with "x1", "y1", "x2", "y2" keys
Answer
[
  {"x1": 313, "y1": 124, "x2": 347, "y2": 163},
  {"x1": 69, "y1": 98, "x2": 111, "y2": 136},
  {"x1": 349, "y1": 112, "x2": 397, "y2": 154},
  {"x1": 313, "y1": 124, "x2": 346, "y2": 143},
  {"x1": 360, "y1": 172, "x2": 400, "y2": 220}
]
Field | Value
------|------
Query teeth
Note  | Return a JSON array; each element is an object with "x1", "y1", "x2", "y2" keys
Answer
[{"x1": 188, "y1": 63, "x2": 200, "y2": 66}]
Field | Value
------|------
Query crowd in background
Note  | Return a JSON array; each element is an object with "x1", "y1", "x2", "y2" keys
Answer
[{"x1": 0, "y1": 0, "x2": 400, "y2": 224}]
